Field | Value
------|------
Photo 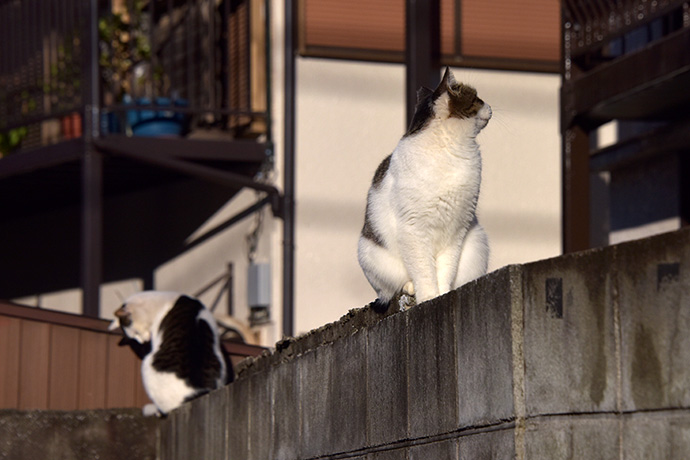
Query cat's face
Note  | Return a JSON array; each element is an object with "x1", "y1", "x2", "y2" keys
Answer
[
  {"x1": 112, "y1": 291, "x2": 180, "y2": 343},
  {"x1": 405, "y1": 67, "x2": 491, "y2": 137}
]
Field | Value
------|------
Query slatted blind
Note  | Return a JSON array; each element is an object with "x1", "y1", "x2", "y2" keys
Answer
[{"x1": 299, "y1": 0, "x2": 560, "y2": 72}]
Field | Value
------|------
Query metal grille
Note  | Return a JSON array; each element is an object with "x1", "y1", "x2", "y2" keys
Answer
[
  {"x1": 0, "y1": 0, "x2": 269, "y2": 154},
  {"x1": 101, "y1": 0, "x2": 267, "y2": 135},
  {"x1": 0, "y1": 0, "x2": 88, "y2": 150},
  {"x1": 563, "y1": 0, "x2": 689, "y2": 55}
]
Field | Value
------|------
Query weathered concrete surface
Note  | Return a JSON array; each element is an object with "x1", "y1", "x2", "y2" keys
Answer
[
  {"x1": 408, "y1": 438, "x2": 458, "y2": 459},
  {"x1": 621, "y1": 410, "x2": 690, "y2": 460},
  {"x1": 458, "y1": 428, "x2": 515, "y2": 459},
  {"x1": 522, "y1": 247, "x2": 618, "y2": 416},
  {"x1": 407, "y1": 294, "x2": 459, "y2": 439},
  {"x1": 523, "y1": 415, "x2": 620, "y2": 459},
  {"x1": 367, "y1": 311, "x2": 408, "y2": 447},
  {"x1": 455, "y1": 267, "x2": 516, "y2": 428},
  {"x1": 616, "y1": 230, "x2": 690, "y2": 412},
  {"x1": 0, "y1": 409, "x2": 159, "y2": 460},
  {"x1": 157, "y1": 228, "x2": 690, "y2": 460}
]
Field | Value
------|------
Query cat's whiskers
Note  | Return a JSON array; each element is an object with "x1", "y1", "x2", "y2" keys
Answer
[{"x1": 481, "y1": 105, "x2": 514, "y2": 136}]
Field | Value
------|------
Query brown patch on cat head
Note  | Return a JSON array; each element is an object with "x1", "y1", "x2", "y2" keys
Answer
[
  {"x1": 404, "y1": 67, "x2": 484, "y2": 137},
  {"x1": 448, "y1": 85, "x2": 484, "y2": 119},
  {"x1": 116, "y1": 291, "x2": 179, "y2": 343},
  {"x1": 439, "y1": 67, "x2": 483, "y2": 119},
  {"x1": 115, "y1": 305, "x2": 133, "y2": 327}
]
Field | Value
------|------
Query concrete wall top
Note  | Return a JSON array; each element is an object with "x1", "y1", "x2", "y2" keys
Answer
[{"x1": 166, "y1": 227, "x2": 690, "y2": 459}]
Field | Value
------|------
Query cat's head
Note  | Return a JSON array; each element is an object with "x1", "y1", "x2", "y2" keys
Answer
[
  {"x1": 405, "y1": 67, "x2": 491, "y2": 137},
  {"x1": 111, "y1": 291, "x2": 180, "y2": 343}
]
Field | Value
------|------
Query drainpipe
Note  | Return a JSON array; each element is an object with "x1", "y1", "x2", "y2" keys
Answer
[{"x1": 283, "y1": 0, "x2": 297, "y2": 337}]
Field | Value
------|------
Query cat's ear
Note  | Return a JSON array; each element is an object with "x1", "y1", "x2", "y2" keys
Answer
[
  {"x1": 416, "y1": 86, "x2": 433, "y2": 106},
  {"x1": 438, "y1": 66, "x2": 458, "y2": 94}
]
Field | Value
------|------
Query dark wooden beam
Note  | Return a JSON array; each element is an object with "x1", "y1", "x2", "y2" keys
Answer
[
  {"x1": 405, "y1": 0, "x2": 441, "y2": 127},
  {"x1": 95, "y1": 135, "x2": 269, "y2": 162},
  {"x1": 93, "y1": 138, "x2": 281, "y2": 199},
  {"x1": 0, "y1": 140, "x2": 83, "y2": 179},
  {"x1": 80, "y1": 148, "x2": 103, "y2": 318},
  {"x1": 562, "y1": 126, "x2": 590, "y2": 253}
]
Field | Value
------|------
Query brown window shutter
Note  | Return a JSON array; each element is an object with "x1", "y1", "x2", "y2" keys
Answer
[
  {"x1": 303, "y1": 0, "x2": 405, "y2": 53},
  {"x1": 299, "y1": 0, "x2": 559, "y2": 72},
  {"x1": 460, "y1": 0, "x2": 560, "y2": 62}
]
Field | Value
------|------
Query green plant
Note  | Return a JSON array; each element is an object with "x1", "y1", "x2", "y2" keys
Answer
[
  {"x1": 43, "y1": 31, "x2": 82, "y2": 111},
  {"x1": 98, "y1": 0, "x2": 167, "y2": 102},
  {"x1": 0, "y1": 126, "x2": 28, "y2": 157}
]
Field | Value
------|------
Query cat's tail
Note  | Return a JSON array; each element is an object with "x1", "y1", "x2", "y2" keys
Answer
[{"x1": 370, "y1": 298, "x2": 390, "y2": 314}]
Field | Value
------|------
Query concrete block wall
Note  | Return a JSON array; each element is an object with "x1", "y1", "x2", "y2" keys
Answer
[
  {"x1": 160, "y1": 228, "x2": 690, "y2": 459},
  {"x1": 0, "y1": 409, "x2": 159, "y2": 459}
]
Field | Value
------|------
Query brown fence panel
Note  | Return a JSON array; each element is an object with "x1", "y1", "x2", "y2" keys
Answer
[
  {"x1": 0, "y1": 316, "x2": 20, "y2": 408},
  {"x1": 77, "y1": 330, "x2": 109, "y2": 410},
  {"x1": 105, "y1": 333, "x2": 142, "y2": 409},
  {"x1": 18, "y1": 321, "x2": 50, "y2": 409},
  {"x1": 48, "y1": 324, "x2": 80, "y2": 410}
]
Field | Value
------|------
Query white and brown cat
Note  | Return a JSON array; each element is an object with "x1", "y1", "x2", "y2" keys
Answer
[{"x1": 358, "y1": 67, "x2": 490, "y2": 312}]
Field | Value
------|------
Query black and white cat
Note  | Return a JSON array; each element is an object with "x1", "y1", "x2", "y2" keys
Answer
[
  {"x1": 358, "y1": 67, "x2": 490, "y2": 312},
  {"x1": 112, "y1": 291, "x2": 233, "y2": 416}
]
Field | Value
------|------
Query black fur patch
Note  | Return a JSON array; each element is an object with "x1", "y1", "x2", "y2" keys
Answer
[
  {"x1": 118, "y1": 336, "x2": 152, "y2": 360},
  {"x1": 152, "y1": 295, "x2": 223, "y2": 390},
  {"x1": 362, "y1": 154, "x2": 390, "y2": 247},
  {"x1": 371, "y1": 154, "x2": 391, "y2": 188},
  {"x1": 221, "y1": 343, "x2": 235, "y2": 384},
  {"x1": 404, "y1": 91, "x2": 436, "y2": 137},
  {"x1": 361, "y1": 203, "x2": 384, "y2": 247},
  {"x1": 370, "y1": 298, "x2": 390, "y2": 314}
]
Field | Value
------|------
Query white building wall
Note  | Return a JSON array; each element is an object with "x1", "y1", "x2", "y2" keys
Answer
[{"x1": 290, "y1": 58, "x2": 562, "y2": 335}]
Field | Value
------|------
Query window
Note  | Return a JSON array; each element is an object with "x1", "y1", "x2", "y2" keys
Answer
[{"x1": 299, "y1": 0, "x2": 560, "y2": 72}]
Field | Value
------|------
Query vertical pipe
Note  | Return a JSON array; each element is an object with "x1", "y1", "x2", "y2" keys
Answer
[
  {"x1": 283, "y1": 0, "x2": 296, "y2": 337},
  {"x1": 245, "y1": 0, "x2": 251, "y2": 113},
  {"x1": 209, "y1": 0, "x2": 216, "y2": 110},
  {"x1": 81, "y1": 0, "x2": 102, "y2": 317},
  {"x1": 264, "y1": 0, "x2": 272, "y2": 143},
  {"x1": 227, "y1": 262, "x2": 235, "y2": 316},
  {"x1": 81, "y1": 149, "x2": 103, "y2": 318},
  {"x1": 221, "y1": 0, "x2": 230, "y2": 119},
  {"x1": 405, "y1": 0, "x2": 440, "y2": 127},
  {"x1": 151, "y1": 0, "x2": 157, "y2": 98},
  {"x1": 186, "y1": 0, "x2": 194, "y2": 106},
  {"x1": 168, "y1": 0, "x2": 174, "y2": 93}
]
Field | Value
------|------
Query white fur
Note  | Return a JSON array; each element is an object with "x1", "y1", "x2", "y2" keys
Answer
[
  {"x1": 141, "y1": 353, "x2": 198, "y2": 414},
  {"x1": 358, "y1": 77, "x2": 491, "y2": 305}
]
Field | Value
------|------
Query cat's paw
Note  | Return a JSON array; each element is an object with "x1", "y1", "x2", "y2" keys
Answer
[
  {"x1": 398, "y1": 294, "x2": 416, "y2": 311},
  {"x1": 402, "y1": 281, "x2": 415, "y2": 296},
  {"x1": 142, "y1": 403, "x2": 162, "y2": 417}
]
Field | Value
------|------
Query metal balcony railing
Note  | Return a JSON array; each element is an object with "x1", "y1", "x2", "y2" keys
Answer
[{"x1": 0, "y1": 0, "x2": 271, "y2": 156}]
